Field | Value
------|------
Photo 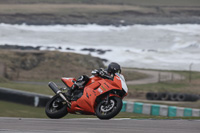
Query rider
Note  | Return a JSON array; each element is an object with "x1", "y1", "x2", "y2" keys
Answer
[{"x1": 66, "y1": 62, "x2": 121, "y2": 99}]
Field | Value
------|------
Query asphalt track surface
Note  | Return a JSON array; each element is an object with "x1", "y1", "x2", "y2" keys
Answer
[{"x1": 0, "y1": 117, "x2": 200, "y2": 133}]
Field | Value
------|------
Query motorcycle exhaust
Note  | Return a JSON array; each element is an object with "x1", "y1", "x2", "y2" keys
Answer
[
  {"x1": 48, "y1": 82, "x2": 71, "y2": 108},
  {"x1": 48, "y1": 82, "x2": 61, "y2": 94}
]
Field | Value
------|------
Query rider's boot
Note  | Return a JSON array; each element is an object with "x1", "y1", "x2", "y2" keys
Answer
[{"x1": 66, "y1": 84, "x2": 78, "y2": 100}]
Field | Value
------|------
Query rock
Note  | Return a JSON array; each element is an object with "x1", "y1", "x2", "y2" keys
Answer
[
  {"x1": 81, "y1": 48, "x2": 112, "y2": 55},
  {"x1": 81, "y1": 48, "x2": 96, "y2": 52},
  {"x1": 96, "y1": 49, "x2": 112, "y2": 55},
  {"x1": 0, "y1": 44, "x2": 40, "y2": 50},
  {"x1": 66, "y1": 47, "x2": 75, "y2": 51}
]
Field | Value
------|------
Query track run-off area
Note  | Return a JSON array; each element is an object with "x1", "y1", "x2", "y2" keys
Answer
[{"x1": 0, "y1": 117, "x2": 199, "y2": 133}]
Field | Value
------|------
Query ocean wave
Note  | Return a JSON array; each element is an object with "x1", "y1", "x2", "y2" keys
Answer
[
  {"x1": 172, "y1": 42, "x2": 200, "y2": 49},
  {"x1": 0, "y1": 23, "x2": 200, "y2": 71},
  {"x1": 0, "y1": 23, "x2": 129, "y2": 32}
]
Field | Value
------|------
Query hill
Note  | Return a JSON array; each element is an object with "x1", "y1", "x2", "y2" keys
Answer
[{"x1": 0, "y1": 49, "x2": 104, "y2": 80}]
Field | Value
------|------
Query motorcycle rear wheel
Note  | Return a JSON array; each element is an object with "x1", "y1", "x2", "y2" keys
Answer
[
  {"x1": 45, "y1": 94, "x2": 68, "y2": 119},
  {"x1": 95, "y1": 96, "x2": 122, "y2": 120}
]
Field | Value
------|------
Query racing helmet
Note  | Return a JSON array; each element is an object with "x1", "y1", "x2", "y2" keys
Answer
[{"x1": 107, "y1": 62, "x2": 121, "y2": 74}]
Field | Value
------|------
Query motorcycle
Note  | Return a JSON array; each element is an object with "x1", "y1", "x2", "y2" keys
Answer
[{"x1": 45, "y1": 72, "x2": 128, "y2": 120}]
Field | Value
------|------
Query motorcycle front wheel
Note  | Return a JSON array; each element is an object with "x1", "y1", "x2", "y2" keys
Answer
[
  {"x1": 95, "y1": 96, "x2": 122, "y2": 120},
  {"x1": 45, "y1": 94, "x2": 68, "y2": 119}
]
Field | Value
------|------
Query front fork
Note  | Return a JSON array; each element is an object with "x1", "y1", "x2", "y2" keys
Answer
[
  {"x1": 105, "y1": 94, "x2": 110, "y2": 105},
  {"x1": 104, "y1": 92, "x2": 121, "y2": 105}
]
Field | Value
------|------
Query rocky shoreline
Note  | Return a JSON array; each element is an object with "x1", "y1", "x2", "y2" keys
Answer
[
  {"x1": 0, "y1": 3, "x2": 200, "y2": 26},
  {"x1": 0, "y1": 44, "x2": 112, "y2": 56},
  {"x1": 1, "y1": 12, "x2": 200, "y2": 26}
]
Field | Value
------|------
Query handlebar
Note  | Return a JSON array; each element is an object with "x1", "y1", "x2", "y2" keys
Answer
[
  {"x1": 91, "y1": 69, "x2": 112, "y2": 80},
  {"x1": 100, "y1": 73, "x2": 113, "y2": 80}
]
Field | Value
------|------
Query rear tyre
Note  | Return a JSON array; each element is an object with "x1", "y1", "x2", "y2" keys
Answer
[
  {"x1": 95, "y1": 96, "x2": 122, "y2": 120},
  {"x1": 45, "y1": 94, "x2": 68, "y2": 119}
]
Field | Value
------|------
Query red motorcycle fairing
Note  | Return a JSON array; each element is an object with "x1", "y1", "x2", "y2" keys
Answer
[
  {"x1": 61, "y1": 77, "x2": 77, "y2": 88},
  {"x1": 63, "y1": 75, "x2": 124, "y2": 114},
  {"x1": 67, "y1": 82, "x2": 100, "y2": 114}
]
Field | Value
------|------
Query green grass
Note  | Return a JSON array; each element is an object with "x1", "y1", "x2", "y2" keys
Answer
[
  {"x1": 123, "y1": 70, "x2": 149, "y2": 81},
  {"x1": 1, "y1": 100, "x2": 200, "y2": 119},
  {"x1": 2, "y1": 79, "x2": 182, "y2": 97},
  {"x1": 128, "y1": 82, "x2": 187, "y2": 92},
  {"x1": 0, "y1": 100, "x2": 47, "y2": 118},
  {"x1": 128, "y1": 70, "x2": 200, "y2": 94},
  {"x1": 1, "y1": 70, "x2": 200, "y2": 118},
  {"x1": 1, "y1": 70, "x2": 200, "y2": 100},
  {"x1": 0, "y1": 67, "x2": 150, "y2": 95},
  {"x1": 0, "y1": 81, "x2": 54, "y2": 95},
  {"x1": 175, "y1": 71, "x2": 200, "y2": 80}
]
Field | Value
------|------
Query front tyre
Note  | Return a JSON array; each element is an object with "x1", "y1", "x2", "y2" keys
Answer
[
  {"x1": 95, "y1": 96, "x2": 122, "y2": 120},
  {"x1": 45, "y1": 94, "x2": 68, "y2": 119}
]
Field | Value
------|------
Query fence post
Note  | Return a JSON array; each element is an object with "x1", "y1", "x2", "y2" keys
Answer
[
  {"x1": 189, "y1": 63, "x2": 193, "y2": 82},
  {"x1": 158, "y1": 72, "x2": 161, "y2": 82}
]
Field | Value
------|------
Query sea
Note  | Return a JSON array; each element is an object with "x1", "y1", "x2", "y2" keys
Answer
[{"x1": 0, "y1": 23, "x2": 200, "y2": 71}]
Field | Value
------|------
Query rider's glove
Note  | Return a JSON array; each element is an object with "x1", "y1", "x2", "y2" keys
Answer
[
  {"x1": 99, "y1": 69, "x2": 107, "y2": 77},
  {"x1": 91, "y1": 69, "x2": 100, "y2": 76},
  {"x1": 91, "y1": 68, "x2": 111, "y2": 79},
  {"x1": 91, "y1": 68, "x2": 104, "y2": 76}
]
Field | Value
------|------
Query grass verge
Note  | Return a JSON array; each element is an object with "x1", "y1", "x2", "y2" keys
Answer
[
  {"x1": 1, "y1": 69, "x2": 200, "y2": 118},
  {"x1": 127, "y1": 70, "x2": 200, "y2": 95},
  {"x1": 1, "y1": 100, "x2": 200, "y2": 119},
  {"x1": 0, "y1": 81, "x2": 54, "y2": 95}
]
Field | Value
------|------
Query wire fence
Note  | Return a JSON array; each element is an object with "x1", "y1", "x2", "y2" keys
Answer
[{"x1": 157, "y1": 72, "x2": 185, "y2": 83}]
